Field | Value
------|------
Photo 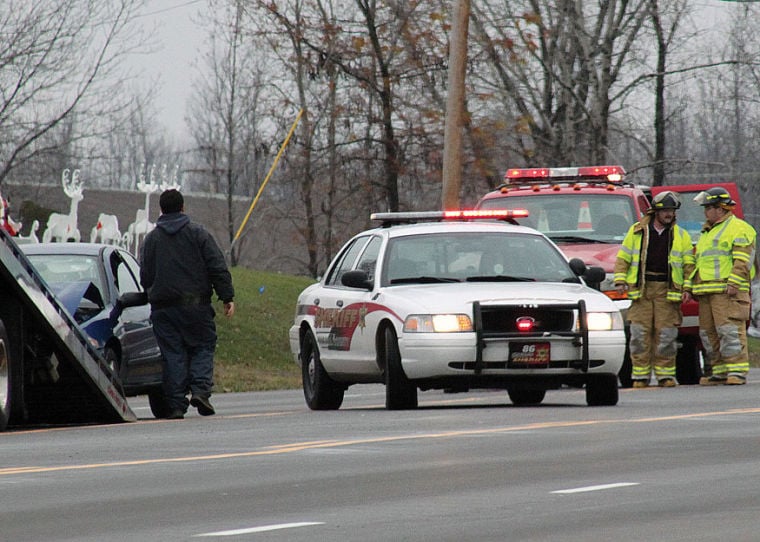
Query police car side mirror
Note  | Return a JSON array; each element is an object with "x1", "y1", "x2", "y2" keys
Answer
[
  {"x1": 569, "y1": 258, "x2": 604, "y2": 290},
  {"x1": 568, "y1": 258, "x2": 587, "y2": 276},
  {"x1": 341, "y1": 270, "x2": 373, "y2": 290},
  {"x1": 583, "y1": 266, "x2": 605, "y2": 289}
]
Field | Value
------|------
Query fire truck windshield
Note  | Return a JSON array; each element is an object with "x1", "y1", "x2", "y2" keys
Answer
[{"x1": 478, "y1": 193, "x2": 636, "y2": 242}]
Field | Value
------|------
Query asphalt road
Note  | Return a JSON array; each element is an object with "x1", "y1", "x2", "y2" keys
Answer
[{"x1": 2, "y1": 373, "x2": 760, "y2": 542}]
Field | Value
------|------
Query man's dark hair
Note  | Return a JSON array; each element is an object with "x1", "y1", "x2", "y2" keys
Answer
[{"x1": 159, "y1": 189, "x2": 184, "y2": 214}]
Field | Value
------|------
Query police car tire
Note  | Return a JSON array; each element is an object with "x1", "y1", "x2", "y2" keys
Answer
[
  {"x1": 507, "y1": 387, "x2": 546, "y2": 406},
  {"x1": 618, "y1": 341, "x2": 633, "y2": 388},
  {"x1": 586, "y1": 374, "x2": 619, "y2": 406},
  {"x1": 301, "y1": 329, "x2": 344, "y2": 410},
  {"x1": 0, "y1": 321, "x2": 10, "y2": 431},
  {"x1": 384, "y1": 326, "x2": 417, "y2": 410},
  {"x1": 675, "y1": 335, "x2": 701, "y2": 386}
]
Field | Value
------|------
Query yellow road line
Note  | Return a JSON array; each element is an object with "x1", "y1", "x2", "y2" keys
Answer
[{"x1": 2, "y1": 407, "x2": 760, "y2": 476}]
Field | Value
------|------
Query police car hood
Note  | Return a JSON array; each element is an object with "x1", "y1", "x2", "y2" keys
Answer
[{"x1": 382, "y1": 281, "x2": 616, "y2": 313}]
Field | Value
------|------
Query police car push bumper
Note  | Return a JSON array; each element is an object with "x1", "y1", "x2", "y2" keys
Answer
[{"x1": 400, "y1": 300, "x2": 625, "y2": 380}]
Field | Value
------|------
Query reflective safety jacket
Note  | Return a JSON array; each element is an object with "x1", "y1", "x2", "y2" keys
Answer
[
  {"x1": 613, "y1": 217, "x2": 695, "y2": 302},
  {"x1": 686, "y1": 214, "x2": 756, "y2": 295}
]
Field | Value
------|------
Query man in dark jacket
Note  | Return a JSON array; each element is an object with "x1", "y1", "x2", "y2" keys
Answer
[{"x1": 140, "y1": 189, "x2": 235, "y2": 419}]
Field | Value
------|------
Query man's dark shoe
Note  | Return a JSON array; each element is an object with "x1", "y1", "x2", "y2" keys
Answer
[
  {"x1": 190, "y1": 395, "x2": 215, "y2": 416},
  {"x1": 166, "y1": 409, "x2": 185, "y2": 420}
]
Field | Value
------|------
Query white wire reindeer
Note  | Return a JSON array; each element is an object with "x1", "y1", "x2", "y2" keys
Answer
[
  {"x1": 42, "y1": 169, "x2": 84, "y2": 243},
  {"x1": 125, "y1": 164, "x2": 158, "y2": 254}
]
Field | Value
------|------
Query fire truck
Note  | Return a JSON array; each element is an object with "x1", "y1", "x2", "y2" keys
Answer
[
  {"x1": 476, "y1": 165, "x2": 744, "y2": 387},
  {"x1": 0, "y1": 228, "x2": 136, "y2": 430}
]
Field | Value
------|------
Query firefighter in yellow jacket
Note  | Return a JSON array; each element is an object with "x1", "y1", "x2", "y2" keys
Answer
[
  {"x1": 683, "y1": 187, "x2": 756, "y2": 385},
  {"x1": 614, "y1": 191, "x2": 695, "y2": 387}
]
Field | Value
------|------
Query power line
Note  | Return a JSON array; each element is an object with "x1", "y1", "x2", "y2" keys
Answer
[{"x1": 138, "y1": 0, "x2": 206, "y2": 19}]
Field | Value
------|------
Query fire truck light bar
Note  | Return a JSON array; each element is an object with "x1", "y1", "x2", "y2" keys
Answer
[{"x1": 505, "y1": 165, "x2": 625, "y2": 182}]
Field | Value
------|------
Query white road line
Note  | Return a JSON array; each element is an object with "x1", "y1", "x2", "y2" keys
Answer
[
  {"x1": 551, "y1": 482, "x2": 640, "y2": 494},
  {"x1": 195, "y1": 522, "x2": 324, "y2": 537}
]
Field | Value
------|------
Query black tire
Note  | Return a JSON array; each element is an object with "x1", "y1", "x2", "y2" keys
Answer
[
  {"x1": 384, "y1": 327, "x2": 417, "y2": 410},
  {"x1": 618, "y1": 326, "x2": 632, "y2": 388},
  {"x1": 618, "y1": 347, "x2": 633, "y2": 388},
  {"x1": 148, "y1": 389, "x2": 170, "y2": 419},
  {"x1": 507, "y1": 387, "x2": 546, "y2": 406},
  {"x1": 0, "y1": 321, "x2": 11, "y2": 431},
  {"x1": 586, "y1": 374, "x2": 619, "y2": 406},
  {"x1": 676, "y1": 335, "x2": 702, "y2": 385},
  {"x1": 301, "y1": 329, "x2": 344, "y2": 410}
]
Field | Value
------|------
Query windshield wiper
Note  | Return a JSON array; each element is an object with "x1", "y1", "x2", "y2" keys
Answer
[
  {"x1": 466, "y1": 275, "x2": 535, "y2": 282},
  {"x1": 549, "y1": 235, "x2": 606, "y2": 244},
  {"x1": 390, "y1": 276, "x2": 461, "y2": 284}
]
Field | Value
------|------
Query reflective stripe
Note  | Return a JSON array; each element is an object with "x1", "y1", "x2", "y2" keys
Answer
[
  {"x1": 618, "y1": 245, "x2": 635, "y2": 258},
  {"x1": 616, "y1": 223, "x2": 692, "y2": 301},
  {"x1": 692, "y1": 215, "x2": 756, "y2": 291},
  {"x1": 725, "y1": 362, "x2": 750, "y2": 373}
]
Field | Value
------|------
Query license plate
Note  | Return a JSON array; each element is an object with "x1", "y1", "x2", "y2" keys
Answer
[{"x1": 508, "y1": 342, "x2": 550, "y2": 368}]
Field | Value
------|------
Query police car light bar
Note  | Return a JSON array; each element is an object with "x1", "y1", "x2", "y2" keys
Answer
[
  {"x1": 505, "y1": 165, "x2": 626, "y2": 183},
  {"x1": 371, "y1": 209, "x2": 530, "y2": 224}
]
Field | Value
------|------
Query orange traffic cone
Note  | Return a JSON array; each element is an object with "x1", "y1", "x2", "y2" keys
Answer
[{"x1": 577, "y1": 201, "x2": 592, "y2": 229}]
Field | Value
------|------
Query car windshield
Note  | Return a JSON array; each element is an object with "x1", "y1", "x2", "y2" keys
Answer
[
  {"x1": 382, "y1": 231, "x2": 578, "y2": 285},
  {"x1": 27, "y1": 254, "x2": 104, "y2": 295},
  {"x1": 478, "y1": 193, "x2": 636, "y2": 243}
]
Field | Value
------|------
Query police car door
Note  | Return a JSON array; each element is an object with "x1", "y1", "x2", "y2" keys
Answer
[{"x1": 316, "y1": 235, "x2": 382, "y2": 377}]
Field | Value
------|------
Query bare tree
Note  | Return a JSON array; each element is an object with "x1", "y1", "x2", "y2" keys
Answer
[
  {"x1": 0, "y1": 0, "x2": 150, "y2": 187},
  {"x1": 469, "y1": 0, "x2": 651, "y2": 167},
  {"x1": 187, "y1": 0, "x2": 271, "y2": 265}
]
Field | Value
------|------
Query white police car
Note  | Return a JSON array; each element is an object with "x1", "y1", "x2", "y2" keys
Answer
[{"x1": 289, "y1": 210, "x2": 626, "y2": 410}]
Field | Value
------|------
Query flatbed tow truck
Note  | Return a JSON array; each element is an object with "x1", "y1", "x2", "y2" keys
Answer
[{"x1": 0, "y1": 228, "x2": 135, "y2": 430}]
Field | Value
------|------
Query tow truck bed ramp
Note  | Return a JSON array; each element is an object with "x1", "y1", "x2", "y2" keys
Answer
[{"x1": 0, "y1": 229, "x2": 136, "y2": 427}]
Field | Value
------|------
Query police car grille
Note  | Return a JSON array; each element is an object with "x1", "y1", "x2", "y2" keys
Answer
[{"x1": 479, "y1": 306, "x2": 574, "y2": 333}]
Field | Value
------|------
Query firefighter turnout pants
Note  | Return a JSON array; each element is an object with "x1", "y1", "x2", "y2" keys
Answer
[
  {"x1": 627, "y1": 282, "x2": 681, "y2": 381},
  {"x1": 697, "y1": 291, "x2": 750, "y2": 377}
]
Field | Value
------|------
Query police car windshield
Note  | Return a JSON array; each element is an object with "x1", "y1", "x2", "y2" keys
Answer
[
  {"x1": 478, "y1": 194, "x2": 635, "y2": 243},
  {"x1": 382, "y1": 231, "x2": 577, "y2": 286}
]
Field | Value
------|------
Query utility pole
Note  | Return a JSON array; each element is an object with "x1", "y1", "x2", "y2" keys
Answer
[{"x1": 441, "y1": 0, "x2": 470, "y2": 210}]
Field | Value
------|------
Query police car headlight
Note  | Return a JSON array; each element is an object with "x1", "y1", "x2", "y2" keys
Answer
[
  {"x1": 585, "y1": 311, "x2": 624, "y2": 331},
  {"x1": 403, "y1": 314, "x2": 473, "y2": 333}
]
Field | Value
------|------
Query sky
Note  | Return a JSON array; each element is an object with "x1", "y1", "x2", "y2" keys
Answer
[
  {"x1": 131, "y1": 0, "x2": 744, "y2": 146},
  {"x1": 133, "y1": 0, "x2": 208, "y2": 143}
]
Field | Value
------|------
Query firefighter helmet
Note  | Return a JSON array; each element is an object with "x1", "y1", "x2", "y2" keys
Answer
[
  {"x1": 694, "y1": 187, "x2": 735, "y2": 207},
  {"x1": 649, "y1": 191, "x2": 681, "y2": 212}
]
